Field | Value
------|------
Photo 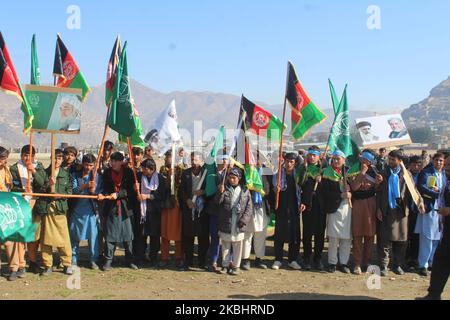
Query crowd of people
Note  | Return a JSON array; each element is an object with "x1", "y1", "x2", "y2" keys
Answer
[{"x1": 0, "y1": 142, "x2": 449, "y2": 300}]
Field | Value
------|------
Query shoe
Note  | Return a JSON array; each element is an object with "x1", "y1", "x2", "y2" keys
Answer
[
  {"x1": 418, "y1": 267, "x2": 428, "y2": 277},
  {"x1": 28, "y1": 261, "x2": 40, "y2": 274},
  {"x1": 241, "y1": 259, "x2": 251, "y2": 271},
  {"x1": 415, "y1": 293, "x2": 442, "y2": 301},
  {"x1": 63, "y1": 266, "x2": 73, "y2": 275},
  {"x1": 159, "y1": 260, "x2": 168, "y2": 269},
  {"x1": 219, "y1": 267, "x2": 228, "y2": 274},
  {"x1": 180, "y1": 264, "x2": 191, "y2": 272},
  {"x1": 393, "y1": 266, "x2": 405, "y2": 276},
  {"x1": 314, "y1": 259, "x2": 324, "y2": 271},
  {"x1": 271, "y1": 261, "x2": 282, "y2": 270},
  {"x1": 353, "y1": 266, "x2": 362, "y2": 275},
  {"x1": 208, "y1": 263, "x2": 219, "y2": 273},
  {"x1": 129, "y1": 263, "x2": 139, "y2": 270},
  {"x1": 40, "y1": 267, "x2": 53, "y2": 276},
  {"x1": 327, "y1": 264, "x2": 337, "y2": 273},
  {"x1": 102, "y1": 261, "x2": 112, "y2": 271},
  {"x1": 16, "y1": 268, "x2": 26, "y2": 278},
  {"x1": 229, "y1": 268, "x2": 240, "y2": 276},
  {"x1": 90, "y1": 262, "x2": 99, "y2": 270},
  {"x1": 288, "y1": 261, "x2": 302, "y2": 270},
  {"x1": 303, "y1": 261, "x2": 312, "y2": 271},
  {"x1": 7, "y1": 272, "x2": 18, "y2": 281},
  {"x1": 341, "y1": 265, "x2": 351, "y2": 274},
  {"x1": 255, "y1": 258, "x2": 268, "y2": 270},
  {"x1": 380, "y1": 266, "x2": 389, "y2": 277}
]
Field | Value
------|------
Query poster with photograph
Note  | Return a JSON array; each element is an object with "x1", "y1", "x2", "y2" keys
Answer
[
  {"x1": 354, "y1": 114, "x2": 412, "y2": 148},
  {"x1": 24, "y1": 85, "x2": 83, "y2": 133}
]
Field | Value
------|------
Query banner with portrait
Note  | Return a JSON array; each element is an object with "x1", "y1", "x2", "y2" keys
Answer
[
  {"x1": 354, "y1": 114, "x2": 412, "y2": 149},
  {"x1": 24, "y1": 85, "x2": 83, "y2": 133}
]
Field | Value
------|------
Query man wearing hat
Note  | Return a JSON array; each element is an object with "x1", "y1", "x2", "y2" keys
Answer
[
  {"x1": 319, "y1": 150, "x2": 353, "y2": 274},
  {"x1": 271, "y1": 152, "x2": 305, "y2": 270},
  {"x1": 299, "y1": 146, "x2": 326, "y2": 271},
  {"x1": 357, "y1": 121, "x2": 379, "y2": 143},
  {"x1": 348, "y1": 149, "x2": 384, "y2": 274}
]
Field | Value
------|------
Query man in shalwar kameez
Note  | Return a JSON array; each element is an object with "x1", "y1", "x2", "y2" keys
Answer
[
  {"x1": 69, "y1": 154, "x2": 102, "y2": 270},
  {"x1": 319, "y1": 150, "x2": 352, "y2": 274}
]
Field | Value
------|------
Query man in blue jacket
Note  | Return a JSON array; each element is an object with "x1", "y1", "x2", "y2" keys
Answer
[{"x1": 415, "y1": 153, "x2": 447, "y2": 277}]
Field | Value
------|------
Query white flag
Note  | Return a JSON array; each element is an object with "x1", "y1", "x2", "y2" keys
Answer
[{"x1": 145, "y1": 99, "x2": 182, "y2": 155}]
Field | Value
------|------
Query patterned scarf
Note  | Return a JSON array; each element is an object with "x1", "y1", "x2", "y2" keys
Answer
[
  {"x1": 111, "y1": 167, "x2": 124, "y2": 216},
  {"x1": 388, "y1": 166, "x2": 401, "y2": 209},
  {"x1": 140, "y1": 172, "x2": 159, "y2": 223}
]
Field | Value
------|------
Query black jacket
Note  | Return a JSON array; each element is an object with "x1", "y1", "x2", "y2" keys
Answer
[
  {"x1": 215, "y1": 185, "x2": 253, "y2": 234},
  {"x1": 102, "y1": 166, "x2": 136, "y2": 218},
  {"x1": 318, "y1": 177, "x2": 343, "y2": 214}
]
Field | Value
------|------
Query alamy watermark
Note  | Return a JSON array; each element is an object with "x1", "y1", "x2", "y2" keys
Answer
[
  {"x1": 367, "y1": 5, "x2": 382, "y2": 30},
  {"x1": 67, "y1": 5, "x2": 81, "y2": 30}
]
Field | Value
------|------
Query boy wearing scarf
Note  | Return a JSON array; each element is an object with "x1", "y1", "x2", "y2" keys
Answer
[
  {"x1": 271, "y1": 152, "x2": 305, "y2": 270},
  {"x1": 415, "y1": 153, "x2": 447, "y2": 277},
  {"x1": 160, "y1": 150, "x2": 184, "y2": 269},
  {"x1": 299, "y1": 146, "x2": 326, "y2": 271},
  {"x1": 0, "y1": 146, "x2": 25, "y2": 281},
  {"x1": 348, "y1": 149, "x2": 383, "y2": 275},
  {"x1": 69, "y1": 154, "x2": 102, "y2": 270},
  {"x1": 241, "y1": 153, "x2": 272, "y2": 270},
  {"x1": 98, "y1": 152, "x2": 138, "y2": 271},
  {"x1": 136, "y1": 158, "x2": 165, "y2": 267},
  {"x1": 216, "y1": 168, "x2": 253, "y2": 275},
  {"x1": 376, "y1": 149, "x2": 424, "y2": 277},
  {"x1": 319, "y1": 150, "x2": 352, "y2": 274},
  {"x1": 34, "y1": 149, "x2": 73, "y2": 276},
  {"x1": 10, "y1": 145, "x2": 44, "y2": 274}
]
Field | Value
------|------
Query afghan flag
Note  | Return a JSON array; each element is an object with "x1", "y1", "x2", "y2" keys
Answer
[
  {"x1": 106, "y1": 36, "x2": 122, "y2": 107},
  {"x1": 286, "y1": 61, "x2": 326, "y2": 140},
  {"x1": 327, "y1": 81, "x2": 359, "y2": 165},
  {"x1": 30, "y1": 34, "x2": 40, "y2": 85},
  {"x1": 53, "y1": 34, "x2": 90, "y2": 101},
  {"x1": 241, "y1": 95, "x2": 284, "y2": 141},
  {"x1": 205, "y1": 126, "x2": 225, "y2": 197},
  {"x1": 107, "y1": 42, "x2": 136, "y2": 137},
  {"x1": 0, "y1": 32, "x2": 34, "y2": 133},
  {"x1": 118, "y1": 101, "x2": 145, "y2": 149}
]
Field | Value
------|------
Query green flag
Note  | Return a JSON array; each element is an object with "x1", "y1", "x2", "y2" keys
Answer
[
  {"x1": 118, "y1": 102, "x2": 145, "y2": 149},
  {"x1": 327, "y1": 83, "x2": 359, "y2": 164},
  {"x1": 328, "y1": 79, "x2": 339, "y2": 114},
  {"x1": 107, "y1": 42, "x2": 136, "y2": 137},
  {"x1": 205, "y1": 126, "x2": 225, "y2": 197},
  {"x1": 31, "y1": 34, "x2": 40, "y2": 85},
  {"x1": 0, "y1": 192, "x2": 36, "y2": 242}
]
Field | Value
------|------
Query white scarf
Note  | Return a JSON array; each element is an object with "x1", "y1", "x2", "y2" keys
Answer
[
  {"x1": 18, "y1": 159, "x2": 38, "y2": 203},
  {"x1": 140, "y1": 172, "x2": 159, "y2": 223}
]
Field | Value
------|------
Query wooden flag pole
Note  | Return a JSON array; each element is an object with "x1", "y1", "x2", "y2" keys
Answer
[
  {"x1": 93, "y1": 107, "x2": 110, "y2": 181},
  {"x1": 22, "y1": 192, "x2": 98, "y2": 200},
  {"x1": 127, "y1": 137, "x2": 141, "y2": 198},
  {"x1": 275, "y1": 62, "x2": 290, "y2": 210},
  {"x1": 27, "y1": 130, "x2": 33, "y2": 193},
  {"x1": 50, "y1": 132, "x2": 56, "y2": 193}
]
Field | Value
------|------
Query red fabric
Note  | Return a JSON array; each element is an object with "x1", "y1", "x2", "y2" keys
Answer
[{"x1": 111, "y1": 167, "x2": 124, "y2": 216}]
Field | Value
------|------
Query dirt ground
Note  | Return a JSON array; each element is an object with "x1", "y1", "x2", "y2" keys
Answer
[{"x1": 0, "y1": 240, "x2": 446, "y2": 301}]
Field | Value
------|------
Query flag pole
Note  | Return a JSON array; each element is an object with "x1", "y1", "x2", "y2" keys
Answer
[
  {"x1": 127, "y1": 137, "x2": 141, "y2": 198},
  {"x1": 27, "y1": 130, "x2": 33, "y2": 193},
  {"x1": 93, "y1": 107, "x2": 110, "y2": 181},
  {"x1": 275, "y1": 62, "x2": 290, "y2": 210},
  {"x1": 171, "y1": 143, "x2": 176, "y2": 195},
  {"x1": 50, "y1": 75, "x2": 58, "y2": 193}
]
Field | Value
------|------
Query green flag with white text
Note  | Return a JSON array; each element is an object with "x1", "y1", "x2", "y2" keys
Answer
[{"x1": 0, "y1": 192, "x2": 36, "y2": 242}]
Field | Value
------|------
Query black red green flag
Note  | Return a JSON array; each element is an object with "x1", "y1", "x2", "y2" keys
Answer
[
  {"x1": 106, "y1": 36, "x2": 122, "y2": 107},
  {"x1": 241, "y1": 95, "x2": 284, "y2": 141},
  {"x1": 53, "y1": 34, "x2": 90, "y2": 101},
  {"x1": 0, "y1": 31, "x2": 34, "y2": 133},
  {"x1": 286, "y1": 61, "x2": 326, "y2": 140}
]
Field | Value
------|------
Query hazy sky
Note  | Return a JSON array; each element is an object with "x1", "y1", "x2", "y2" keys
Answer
[{"x1": 2, "y1": 0, "x2": 450, "y2": 112}]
